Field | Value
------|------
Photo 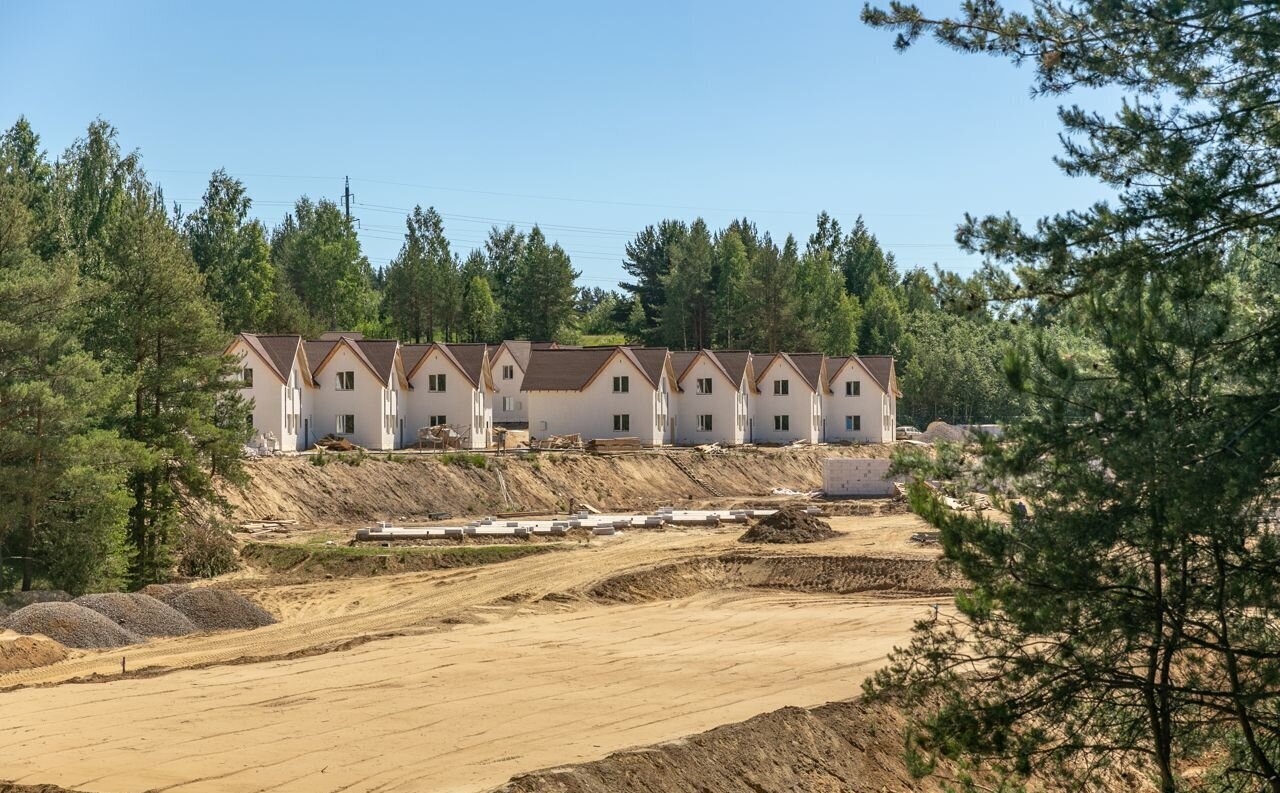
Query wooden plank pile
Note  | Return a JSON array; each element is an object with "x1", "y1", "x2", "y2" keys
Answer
[
  {"x1": 588, "y1": 436, "x2": 642, "y2": 452},
  {"x1": 531, "y1": 433, "x2": 582, "y2": 450},
  {"x1": 237, "y1": 518, "x2": 298, "y2": 536}
]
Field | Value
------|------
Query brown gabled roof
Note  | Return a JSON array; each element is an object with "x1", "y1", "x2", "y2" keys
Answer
[
  {"x1": 498, "y1": 340, "x2": 533, "y2": 372},
  {"x1": 670, "y1": 351, "x2": 698, "y2": 380},
  {"x1": 352, "y1": 339, "x2": 400, "y2": 385},
  {"x1": 522, "y1": 347, "x2": 618, "y2": 391},
  {"x1": 629, "y1": 347, "x2": 671, "y2": 388},
  {"x1": 445, "y1": 343, "x2": 489, "y2": 389},
  {"x1": 713, "y1": 351, "x2": 753, "y2": 389},
  {"x1": 231, "y1": 333, "x2": 305, "y2": 385},
  {"x1": 756, "y1": 352, "x2": 823, "y2": 393},
  {"x1": 858, "y1": 355, "x2": 901, "y2": 397},
  {"x1": 400, "y1": 344, "x2": 432, "y2": 377},
  {"x1": 304, "y1": 340, "x2": 337, "y2": 380}
]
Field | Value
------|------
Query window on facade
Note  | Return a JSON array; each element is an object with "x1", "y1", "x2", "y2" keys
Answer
[
  {"x1": 697, "y1": 414, "x2": 713, "y2": 432},
  {"x1": 428, "y1": 373, "x2": 446, "y2": 392},
  {"x1": 337, "y1": 414, "x2": 355, "y2": 434},
  {"x1": 502, "y1": 396, "x2": 515, "y2": 411},
  {"x1": 846, "y1": 415, "x2": 861, "y2": 431},
  {"x1": 246, "y1": 413, "x2": 254, "y2": 429},
  {"x1": 846, "y1": 380, "x2": 860, "y2": 396},
  {"x1": 336, "y1": 371, "x2": 354, "y2": 391},
  {"x1": 429, "y1": 415, "x2": 447, "y2": 427},
  {"x1": 613, "y1": 414, "x2": 630, "y2": 432},
  {"x1": 774, "y1": 415, "x2": 789, "y2": 431},
  {"x1": 773, "y1": 379, "x2": 788, "y2": 395},
  {"x1": 613, "y1": 375, "x2": 629, "y2": 393},
  {"x1": 242, "y1": 367, "x2": 253, "y2": 387},
  {"x1": 502, "y1": 365, "x2": 514, "y2": 380},
  {"x1": 696, "y1": 377, "x2": 712, "y2": 395}
]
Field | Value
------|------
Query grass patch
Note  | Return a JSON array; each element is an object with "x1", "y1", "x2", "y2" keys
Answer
[
  {"x1": 440, "y1": 452, "x2": 487, "y2": 469},
  {"x1": 579, "y1": 333, "x2": 626, "y2": 346},
  {"x1": 241, "y1": 542, "x2": 558, "y2": 579}
]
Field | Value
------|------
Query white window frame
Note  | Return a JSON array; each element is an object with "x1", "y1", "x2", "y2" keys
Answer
[
  {"x1": 429, "y1": 373, "x2": 446, "y2": 392},
  {"x1": 502, "y1": 365, "x2": 514, "y2": 380},
  {"x1": 502, "y1": 396, "x2": 515, "y2": 412},
  {"x1": 613, "y1": 414, "x2": 630, "y2": 432},
  {"x1": 429, "y1": 414, "x2": 447, "y2": 427},
  {"x1": 697, "y1": 414, "x2": 713, "y2": 432},
  {"x1": 613, "y1": 375, "x2": 629, "y2": 393},
  {"x1": 846, "y1": 380, "x2": 860, "y2": 396},
  {"x1": 774, "y1": 379, "x2": 788, "y2": 395},
  {"x1": 696, "y1": 377, "x2": 712, "y2": 395},
  {"x1": 336, "y1": 371, "x2": 355, "y2": 391},
  {"x1": 337, "y1": 414, "x2": 355, "y2": 434},
  {"x1": 774, "y1": 415, "x2": 789, "y2": 431}
]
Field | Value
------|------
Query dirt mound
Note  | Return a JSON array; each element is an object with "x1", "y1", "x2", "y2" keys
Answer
[
  {"x1": 919, "y1": 420, "x2": 968, "y2": 444},
  {"x1": 588, "y1": 554, "x2": 957, "y2": 604},
  {"x1": 2, "y1": 603, "x2": 140, "y2": 649},
  {"x1": 739, "y1": 506, "x2": 838, "y2": 544},
  {"x1": 136, "y1": 583, "x2": 185, "y2": 602},
  {"x1": 167, "y1": 589, "x2": 276, "y2": 631},
  {"x1": 74, "y1": 593, "x2": 197, "y2": 638},
  {"x1": 0, "y1": 633, "x2": 69, "y2": 674},
  {"x1": 0, "y1": 783, "x2": 91, "y2": 793}
]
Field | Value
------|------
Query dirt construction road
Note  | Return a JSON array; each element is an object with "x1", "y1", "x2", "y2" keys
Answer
[{"x1": 0, "y1": 513, "x2": 947, "y2": 793}]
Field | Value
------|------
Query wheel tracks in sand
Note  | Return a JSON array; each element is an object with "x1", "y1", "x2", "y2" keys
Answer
[{"x1": 0, "y1": 533, "x2": 729, "y2": 689}]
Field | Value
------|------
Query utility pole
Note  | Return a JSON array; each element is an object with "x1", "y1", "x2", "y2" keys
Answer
[{"x1": 343, "y1": 176, "x2": 353, "y2": 222}]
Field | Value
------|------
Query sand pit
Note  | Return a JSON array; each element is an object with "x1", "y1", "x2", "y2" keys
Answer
[
  {"x1": 167, "y1": 589, "x2": 276, "y2": 631},
  {"x1": 0, "y1": 633, "x2": 69, "y2": 674},
  {"x1": 2, "y1": 602, "x2": 140, "y2": 649},
  {"x1": 74, "y1": 593, "x2": 197, "y2": 638},
  {"x1": 739, "y1": 505, "x2": 838, "y2": 544}
]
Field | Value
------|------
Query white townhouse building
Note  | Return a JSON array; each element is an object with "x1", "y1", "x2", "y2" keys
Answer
[
  {"x1": 304, "y1": 335, "x2": 408, "y2": 451},
  {"x1": 490, "y1": 340, "x2": 560, "y2": 427},
  {"x1": 751, "y1": 352, "x2": 827, "y2": 444},
  {"x1": 401, "y1": 342, "x2": 495, "y2": 450},
  {"x1": 670, "y1": 350, "x2": 757, "y2": 446},
  {"x1": 523, "y1": 346, "x2": 677, "y2": 446},
  {"x1": 227, "y1": 333, "x2": 314, "y2": 452},
  {"x1": 822, "y1": 355, "x2": 901, "y2": 443}
]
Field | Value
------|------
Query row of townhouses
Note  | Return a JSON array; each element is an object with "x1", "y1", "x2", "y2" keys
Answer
[{"x1": 228, "y1": 332, "x2": 900, "y2": 452}]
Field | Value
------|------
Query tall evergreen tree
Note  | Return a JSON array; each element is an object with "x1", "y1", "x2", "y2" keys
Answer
[
  {"x1": 621, "y1": 220, "x2": 687, "y2": 344},
  {"x1": 660, "y1": 218, "x2": 715, "y2": 349},
  {"x1": 183, "y1": 169, "x2": 276, "y2": 333},
  {"x1": 510, "y1": 226, "x2": 579, "y2": 342},
  {"x1": 840, "y1": 215, "x2": 896, "y2": 299},
  {"x1": 271, "y1": 197, "x2": 375, "y2": 331},
  {"x1": 712, "y1": 229, "x2": 751, "y2": 348}
]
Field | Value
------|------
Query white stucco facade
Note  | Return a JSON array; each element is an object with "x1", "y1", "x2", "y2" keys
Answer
[
  {"x1": 490, "y1": 345, "x2": 528, "y2": 425},
  {"x1": 229, "y1": 339, "x2": 310, "y2": 452},
  {"x1": 672, "y1": 354, "x2": 750, "y2": 446},
  {"x1": 752, "y1": 357, "x2": 822, "y2": 444},
  {"x1": 403, "y1": 349, "x2": 493, "y2": 450},
  {"x1": 527, "y1": 353, "x2": 672, "y2": 446},
  {"x1": 311, "y1": 342, "x2": 402, "y2": 451},
  {"x1": 821, "y1": 359, "x2": 892, "y2": 443}
]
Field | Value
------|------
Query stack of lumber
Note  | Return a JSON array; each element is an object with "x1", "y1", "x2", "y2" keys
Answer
[
  {"x1": 237, "y1": 518, "x2": 297, "y2": 535},
  {"x1": 531, "y1": 433, "x2": 582, "y2": 450},
  {"x1": 588, "y1": 437, "x2": 642, "y2": 452}
]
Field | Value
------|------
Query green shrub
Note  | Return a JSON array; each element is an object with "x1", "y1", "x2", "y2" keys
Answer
[
  {"x1": 339, "y1": 450, "x2": 366, "y2": 467},
  {"x1": 310, "y1": 451, "x2": 330, "y2": 466},
  {"x1": 178, "y1": 522, "x2": 239, "y2": 578},
  {"x1": 440, "y1": 452, "x2": 487, "y2": 469}
]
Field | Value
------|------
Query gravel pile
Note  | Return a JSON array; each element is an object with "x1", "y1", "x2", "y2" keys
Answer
[
  {"x1": 167, "y1": 589, "x2": 276, "y2": 631},
  {"x1": 0, "y1": 590, "x2": 72, "y2": 618},
  {"x1": 739, "y1": 506, "x2": 839, "y2": 544},
  {"x1": 137, "y1": 583, "x2": 186, "y2": 602},
  {"x1": 74, "y1": 593, "x2": 197, "y2": 638},
  {"x1": 2, "y1": 602, "x2": 141, "y2": 649}
]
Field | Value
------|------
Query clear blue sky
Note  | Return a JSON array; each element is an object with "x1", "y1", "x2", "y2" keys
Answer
[{"x1": 0, "y1": 0, "x2": 1103, "y2": 289}]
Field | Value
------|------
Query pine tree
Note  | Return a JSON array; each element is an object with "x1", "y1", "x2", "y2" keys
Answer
[
  {"x1": 511, "y1": 227, "x2": 579, "y2": 342},
  {"x1": 183, "y1": 169, "x2": 276, "y2": 333},
  {"x1": 660, "y1": 218, "x2": 715, "y2": 349},
  {"x1": 621, "y1": 220, "x2": 687, "y2": 344},
  {"x1": 460, "y1": 275, "x2": 498, "y2": 343},
  {"x1": 864, "y1": 2, "x2": 1280, "y2": 788},
  {"x1": 271, "y1": 197, "x2": 375, "y2": 331},
  {"x1": 712, "y1": 229, "x2": 750, "y2": 348},
  {"x1": 840, "y1": 215, "x2": 896, "y2": 299}
]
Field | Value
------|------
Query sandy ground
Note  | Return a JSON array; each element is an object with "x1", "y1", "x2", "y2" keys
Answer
[{"x1": 0, "y1": 511, "x2": 944, "y2": 793}]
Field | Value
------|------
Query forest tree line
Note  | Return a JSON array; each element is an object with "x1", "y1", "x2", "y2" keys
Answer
[{"x1": 0, "y1": 115, "x2": 1026, "y2": 594}]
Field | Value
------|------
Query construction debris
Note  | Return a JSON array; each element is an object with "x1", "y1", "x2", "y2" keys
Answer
[
  {"x1": 167, "y1": 589, "x2": 277, "y2": 631},
  {"x1": 3, "y1": 602, "x2": 142, "y2": 649},
  {"x1": 74, "y1": 593, "x2": 198, "y2": 638},
  {"x1": 910, "y1": 531, "x2": 941, "y2": 545},
  {"x1": 739, "y1": 506, "x2": 839, "y2": 544},
  {"x1": 531, "y1": 433, "x2": 582, "y2": 451},
  {"x1": 589, "y1": 437, "x2": 642, "y2": 452},
  {"x1": 314, "y1": 434, "x2": 359, "y2": 452},
  {"x1": 918, "y1": 421, "x2": 968, "y2": 444},
  {"x1": 770, "y1": 487, "x2": 822, "y2": 497}
]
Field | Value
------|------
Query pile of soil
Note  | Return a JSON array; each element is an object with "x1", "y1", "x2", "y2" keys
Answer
[
  {"x1": 919, "y1": 420, "x2": 968, "y2": 444},
  {"x1": 74, "y1": 593, "x2": 197, "y2": 638},
  {"x1": 167, "y1": 589, "x2": 276, "y2": 631},
  {"x1": 738, "y1": 507, "x2": 838, "y2": 544},
  {"x1": 314, "y1": 434, "x2": 359, "y2": 452},
  {"x1": 2, "y1": 602, "x2": 140, "y2": 649},
  {"x1": 0, "y1": 633, "x2": 69, "y2": 674}
]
